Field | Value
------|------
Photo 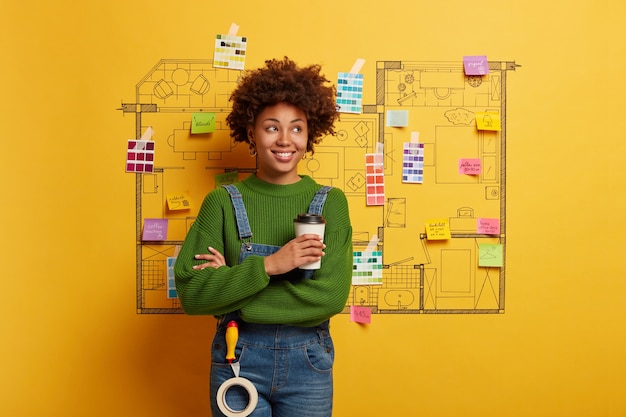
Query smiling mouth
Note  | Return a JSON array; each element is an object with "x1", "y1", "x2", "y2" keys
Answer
[{"x1": 273, "y1": 151, "x2": 295, "y2": 159}]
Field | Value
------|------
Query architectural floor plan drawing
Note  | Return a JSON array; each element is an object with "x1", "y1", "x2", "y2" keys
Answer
[{"x1": 120, "y1": 59, "x2": 519, "y2": 314}]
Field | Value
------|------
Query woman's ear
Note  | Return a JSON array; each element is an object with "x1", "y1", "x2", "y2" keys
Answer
[{"x1": 247, "y1": 128, "x2": 257, "y2": 157}]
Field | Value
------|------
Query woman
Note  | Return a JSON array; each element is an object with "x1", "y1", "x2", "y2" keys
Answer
[{"x1": 175, "y1": 57, "x2": 353, "y2": 417}]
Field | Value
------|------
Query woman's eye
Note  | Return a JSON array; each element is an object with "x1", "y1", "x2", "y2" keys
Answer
[
  {"x1": 293, "y1": 126, "x2": 302, "y2": 133},
  {"x1": 266, "y1": 126, "x2": 278, "y2": 132}
]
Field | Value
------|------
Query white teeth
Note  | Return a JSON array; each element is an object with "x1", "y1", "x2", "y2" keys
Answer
[{"x1": 275, "y1": 152, "x2": 292, "y2": 158}]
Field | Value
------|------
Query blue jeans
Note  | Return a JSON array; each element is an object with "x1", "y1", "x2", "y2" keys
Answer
[{"x1": 210, "y1": 314, "x2": 335, "y2": 417}]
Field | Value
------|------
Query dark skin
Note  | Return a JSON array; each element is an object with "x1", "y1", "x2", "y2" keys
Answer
[
  {"x1": 192, "y1": 234, "x2": 325, "y2": 275},
  {"x1": 263, "y1": 234, "x2": 325, "y2": 275}
]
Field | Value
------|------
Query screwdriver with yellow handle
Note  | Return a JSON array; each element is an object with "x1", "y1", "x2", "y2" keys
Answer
[{"x1": 225, "y1": 320, "x2": 239, "y2": 363}]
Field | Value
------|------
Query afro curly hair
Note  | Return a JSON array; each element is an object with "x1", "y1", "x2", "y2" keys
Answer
[{"x1": 226, "y1": 57, "x2": 340, "y2": 153}]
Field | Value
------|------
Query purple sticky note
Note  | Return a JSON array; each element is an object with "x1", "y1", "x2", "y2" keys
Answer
[
  {"x1": 477, "y1": 218, "x2": 500, "y2": 235},
  {"x1": 463, "y1": 55, "x2": 489, "y2": 75},
  {"x1": 143, "y1": 218, "x2": 168, "y2": 241},
  {"x1": 350, "y1": 306, "x2": 371, "y2": 324}
]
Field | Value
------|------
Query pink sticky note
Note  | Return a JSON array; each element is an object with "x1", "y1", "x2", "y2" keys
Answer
[
  {"x1": 143, "y1": 218, "x2": 168, "y2": 241},
  {"x1": 477, "y1": 218, "x2": 500, "y2": 235},
  {"x1": 459, "y1": 158, "x2": 481, "y2": 175},
  {"x1": 350, "y1": 306, "x2": 371, "y2": 324},
  {"x1": 463, "y1": 55, "x2": 489, "y2": 75}
]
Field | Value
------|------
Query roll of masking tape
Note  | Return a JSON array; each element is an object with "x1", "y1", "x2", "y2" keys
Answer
[{"x1": 216, "y1": 376, "x2": 258, "y2": 417}]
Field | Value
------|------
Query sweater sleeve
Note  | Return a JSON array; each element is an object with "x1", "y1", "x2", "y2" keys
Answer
[
  {"x1": 174, "y1": 189, "x2": 271, "y2": 316},
  {"x1": 239, "y1": 189, "x2": 353, "y2": 326}
]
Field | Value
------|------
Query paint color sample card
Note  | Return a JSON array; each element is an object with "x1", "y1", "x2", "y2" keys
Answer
[
  {"x1": 166, "y1": 257, "x2": 177, "y2": 299},
  {"x1": 365, "y1": 153, "x2": 385, "y2": 205},
  {"x1": 126, "y1": 140, "x2": 154, "y2": 173},
  {"x1": 213, "y1": 34, "x2": 247, "y2": 70},
  {"x1": 337, "y1": 72, "x2": 364, "y2": 113},
  {"x1": 352, "y1": 250, "x2": 383, "y2": 285},
  {"x1": 402, "y1": 142, "x2": 424, "y2": 183}
]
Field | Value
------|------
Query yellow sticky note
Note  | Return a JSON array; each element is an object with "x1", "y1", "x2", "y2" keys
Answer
[
  {"x1": 166, "y1": 192, "x2": 192, "y2": 211},
  {"x1": 191, "y1": 112, "x2": 216, "y2": 134},
  {"x1": 475, "y1": 111, "x2": 501, "y2": 131},
  {"x1": 425, "y1": 218, "x2": 451, "y2": 240},
  {"x1": 478, "y1": 244, "x2": 503, "y2": 267}
]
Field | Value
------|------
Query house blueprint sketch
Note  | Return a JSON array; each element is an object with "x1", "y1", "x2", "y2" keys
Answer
[{"x1": 119, "y1": 59, "x2": 519, "y2": 314}]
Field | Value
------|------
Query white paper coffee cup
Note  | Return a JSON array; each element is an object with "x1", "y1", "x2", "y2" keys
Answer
[{"x1": 294, "y1": 213, "x2": 326, "y2": 270}]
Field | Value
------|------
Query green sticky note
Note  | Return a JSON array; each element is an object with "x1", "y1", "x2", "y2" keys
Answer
[
  {"x1": 214, "y1": 171, "x2": 238, "y2": 187},
  {"x1": 478, "y1": 244, "x2": 503, "y2": 267},
  {"x1": 191, "y1": 112, "x2": 216, "y2": 134}
]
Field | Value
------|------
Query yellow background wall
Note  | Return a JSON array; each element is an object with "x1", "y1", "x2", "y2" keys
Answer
[{"x1": 1, "y1": 1, "x2": 625, "y2": 416}]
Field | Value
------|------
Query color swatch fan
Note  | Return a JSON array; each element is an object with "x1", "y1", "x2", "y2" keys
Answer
[
  {"x1": 213, "y1": 24, "x2": 247, "y2": 70},
  {"x1": 126, "y1": 127, "x2": 155, "y2": 173}
]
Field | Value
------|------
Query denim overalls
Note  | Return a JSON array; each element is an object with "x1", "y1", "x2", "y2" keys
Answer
[{"x1": 209, "y1": 185, "x2": 336, "y2": 417}]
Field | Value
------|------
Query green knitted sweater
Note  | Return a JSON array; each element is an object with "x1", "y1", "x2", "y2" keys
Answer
[{"x1": 174, "y1": 174, "x2": 353, "y2": 327}]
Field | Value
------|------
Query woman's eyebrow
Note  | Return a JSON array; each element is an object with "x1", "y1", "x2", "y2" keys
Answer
[{"x1": 260, "y1": 117, "x2": 305, "y2": 123}]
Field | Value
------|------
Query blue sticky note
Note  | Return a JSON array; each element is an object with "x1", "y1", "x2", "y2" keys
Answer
[{"x1": 386, "y1": 110, "x2": 409, "y2": 127}]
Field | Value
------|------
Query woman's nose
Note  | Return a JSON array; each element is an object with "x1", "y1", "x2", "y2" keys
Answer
[{"x1": 276, "y1": 131, "x2": 291, "y2": 145}]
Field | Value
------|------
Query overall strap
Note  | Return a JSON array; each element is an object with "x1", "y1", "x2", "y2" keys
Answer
[
  {"x1": 223, "y1": 184, "x2": 332, "y2": 239},
  {"x1": 222, "y1": 184, "x2": 253, "y2": 240},
  {"x1": 307, "y1": 186, "x2": 333, "y2": 215}
]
